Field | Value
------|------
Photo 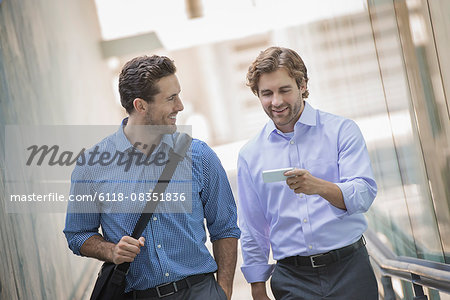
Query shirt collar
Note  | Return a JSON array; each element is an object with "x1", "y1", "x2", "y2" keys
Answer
[
  {"x1": 298, "y1": 101, "x2": 317, "y2": 127},
  {"x1": 265, "y1": 101, "x2": 317, "y2": 139},
  {"x1": 113, "y1": 117, "x2": 175, "y2": 152},
  {"x1": 112, "y1": 118, "x2": 134, "y2": 152}
]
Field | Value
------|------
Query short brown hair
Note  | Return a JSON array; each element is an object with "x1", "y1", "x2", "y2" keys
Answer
[
  {"x1": 247, "y1": 47, "x2": 309, "y2": 98},
  {"x1": 119, "y1": 55, "x2": 176, "y2": 114}
]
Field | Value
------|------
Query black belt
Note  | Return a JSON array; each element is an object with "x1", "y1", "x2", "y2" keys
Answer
[
  {"x1": 125, "y1": 273, "x2": 213, "y2": 299},
  {"x1": 279, "y1": 237, "x2": 366, "y2": 268}
]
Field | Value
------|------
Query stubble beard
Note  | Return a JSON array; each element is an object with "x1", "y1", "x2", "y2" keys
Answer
[
  {"x1": 268, "y1": 97, "x2": 303, "y2": 128},
  {"x1": 144, "y1": 112, "x2": 177, "y2": 134}
]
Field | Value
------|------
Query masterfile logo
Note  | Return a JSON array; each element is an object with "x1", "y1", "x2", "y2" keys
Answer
[{"x1": 4, "y1": 125, "x2": 193, "y2": 213}]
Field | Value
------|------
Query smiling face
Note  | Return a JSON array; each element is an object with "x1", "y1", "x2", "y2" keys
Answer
[
  {"x1": 258, "y1": 68, "x2": 306, "y2": 133},
  {"x1": 144, "y1": 74, "x2": 184, "y2": 126}
]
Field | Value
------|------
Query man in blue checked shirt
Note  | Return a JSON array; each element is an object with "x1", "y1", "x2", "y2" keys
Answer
[
  {"x1": 64, "y1": 55, "x2": 240, "y2": 299},
  {"x1": 237, "y1": 47, "x2": 378, "y2": 299}
]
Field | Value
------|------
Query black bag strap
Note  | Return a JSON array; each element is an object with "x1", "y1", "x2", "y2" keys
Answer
[
  {"x1": 131, "y1": 132, "x2": 191, "y2": 238},
  {"x1": 114, "y1": 133, "x2": 192, "y2": 274}
]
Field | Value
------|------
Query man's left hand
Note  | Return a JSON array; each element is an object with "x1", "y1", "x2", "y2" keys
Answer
[
  {"x1": 285, "y1": 168, "x2": 322, "y2": 195},
  {"x1": 284, "y1": 168, "x2": 346, "y2": 209}
]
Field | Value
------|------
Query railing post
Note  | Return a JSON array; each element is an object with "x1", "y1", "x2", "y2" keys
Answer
[
  {"x1": 381, "y1": 276, "x2": 396, "y2": 300},
  {"x1": 411, "y1": 273, "x2": 428, "y2": 300}
]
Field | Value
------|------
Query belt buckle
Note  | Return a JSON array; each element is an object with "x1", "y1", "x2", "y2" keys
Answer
[
  {"x1": 310, "y1": 254, "x2": 326, "y2": 268},
  {"x1": 156, "y1": 282, "x2": 178, "y2": 298}
]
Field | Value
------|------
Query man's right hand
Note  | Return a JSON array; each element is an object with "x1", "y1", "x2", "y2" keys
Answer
[
  {"x1": 111, "y1": 236, "x2": 145, "y2": 265},
  {"x1": 251, "y1": 282, "x2": 271, "y2": 300}
]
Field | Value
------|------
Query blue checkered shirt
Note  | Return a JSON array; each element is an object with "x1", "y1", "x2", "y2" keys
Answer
[{"x1": 63, "y1": 122, "x2": 240, "y2": 292}]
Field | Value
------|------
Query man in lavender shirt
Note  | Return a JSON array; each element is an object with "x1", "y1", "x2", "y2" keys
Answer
[{"x1": 237, "y1": 47, "x2": 378, "y2": 299}]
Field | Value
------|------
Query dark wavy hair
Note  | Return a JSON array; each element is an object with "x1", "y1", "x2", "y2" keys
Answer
[
  {"x1": 247, "y1": 47, "x2": 309, "y2": 99},
  {"x1": 118, "y1": 55, "x2": 176, "y2": 114}
]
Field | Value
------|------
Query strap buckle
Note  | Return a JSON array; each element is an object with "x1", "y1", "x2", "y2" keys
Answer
[
  {"x1": 113, "y1": 264, "x2": 130, "y2": 276},
  {"x1": 156, "y1": 281, "x2": 178, "y2": 298},
  {"x1": 110, "y1": 264, "x2": 129, "y2": 285},
  {"x1": 310, "y1": 254, "x2": 326, "y2": 268}
]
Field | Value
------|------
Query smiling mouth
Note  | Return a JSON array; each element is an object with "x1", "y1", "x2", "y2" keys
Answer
[{"x1": 272, "y1": 107, "x2": 288, "y2": 114}]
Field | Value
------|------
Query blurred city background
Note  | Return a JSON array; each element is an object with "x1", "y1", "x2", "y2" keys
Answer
[{"x1": 0, "y1": 0, "x2": 449, "y2": 299}]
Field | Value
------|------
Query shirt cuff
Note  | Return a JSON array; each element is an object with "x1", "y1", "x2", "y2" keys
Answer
[
  {"x1": 68, "y1": 232, "x2": 100, "y2": 256},
  {"x1": 210, "y1": 228, "x2": 241, "y2": 243},
  {"x1": 241, "y1": 264, "x2": 275, "y2": 283},
  {"x1": 335, "y1": 181, "x2": 355, "y2": 215}
]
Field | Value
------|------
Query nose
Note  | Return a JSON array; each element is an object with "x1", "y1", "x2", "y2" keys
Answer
[
  {"x1": 271, "y1": 93, "x2": 283, "y2": 107},
  {"x1": 175, "y1": 97, "x2": 184, "y2": 112}
]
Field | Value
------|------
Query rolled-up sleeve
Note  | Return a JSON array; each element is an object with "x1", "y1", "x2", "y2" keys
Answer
[
  {"x1": 199, "y1": 142, "x2": 240, "y2": 242},
  {"x1": 237, "y1": 155, "x2": 274, "y2": 283},
  {"x1": 63, "y1": 163, "x2": 101, "y2": 256},
  {"x1": 335, "y1": 120, "x2": 377, "y2": 215}
]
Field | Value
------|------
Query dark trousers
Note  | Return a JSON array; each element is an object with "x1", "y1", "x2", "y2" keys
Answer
[
  {"x1": 270, "y1": 246, "x2": 378, "y2": 300},
  {"x1": 125, "y1": 273, "x2": 227, "y2": 300}
]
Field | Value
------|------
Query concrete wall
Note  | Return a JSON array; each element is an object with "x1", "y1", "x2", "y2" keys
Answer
[{"x1": 0, "y1": 1, "x2": 122, "y2": 299}]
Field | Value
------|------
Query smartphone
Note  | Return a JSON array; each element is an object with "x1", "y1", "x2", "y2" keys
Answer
[{"x1": 262, "y1": 167, "x2": 294, "y2": 183}]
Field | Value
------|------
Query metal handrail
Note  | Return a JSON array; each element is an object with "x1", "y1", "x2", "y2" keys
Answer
[{"x1": 364, "y1": 229, "x2": 450, "y2": 296}]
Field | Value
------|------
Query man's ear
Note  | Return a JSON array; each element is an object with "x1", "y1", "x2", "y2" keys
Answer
[
  {"x1": 133, "y1": 98, "x2": 147, "y2": 113},
  {"x1": 300, "y1": 78, "x2": 307, "y2": 94}
]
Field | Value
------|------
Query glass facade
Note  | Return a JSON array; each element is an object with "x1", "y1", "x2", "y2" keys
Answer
[{"x1": 366, "y1": 0, "x2": 444, "y2": 262}]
